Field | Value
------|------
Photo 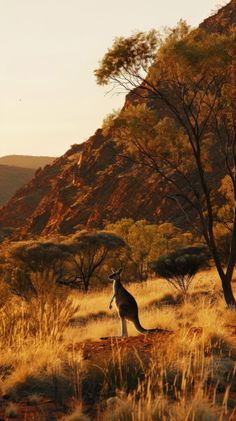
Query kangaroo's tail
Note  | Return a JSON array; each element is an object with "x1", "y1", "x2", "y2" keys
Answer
[
  {"x1": 133, "y1": 317, "x2": 147, "y2": 333},
  {"x1": 133, "y1": 317, "x2": 159, "y2": 334}
]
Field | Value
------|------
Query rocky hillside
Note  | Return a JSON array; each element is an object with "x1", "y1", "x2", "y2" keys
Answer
[
  {"x1": 199, "y1": 0, "x2": 236, "y2": 33},
  {"x1": 0, "y1": 1, "x2": 234, "y2": 239},
  {"x1": 0, "y1": 134, "x2": 165, "y2": 236}
]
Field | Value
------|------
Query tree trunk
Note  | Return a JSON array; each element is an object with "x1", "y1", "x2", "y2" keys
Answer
[
  {"x1": 82, "y1": 276, "x2": 89, "y2": 292},
  {"x1": 221, "y1": 274, "x2": 236, "y2": 306}
]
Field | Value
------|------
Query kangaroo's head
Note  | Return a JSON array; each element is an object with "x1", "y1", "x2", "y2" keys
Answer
[{"x1": 108, "y1": 267, "x2": 122, "y2": 281}]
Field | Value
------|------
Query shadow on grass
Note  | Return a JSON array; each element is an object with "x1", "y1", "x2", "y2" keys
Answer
[
  {"x1": 69, "y1": 311, "x2": 114, "y2": 327},
  {"x1": 150, "y1": 290, "x2": 222, "y2": 309},
  {"x1": 205, "y1": 334, "x2": 236, "y2": 396},
  {"x1": 189, "y1": 290, "x2": 221, "y2": 304},
  {"x1": 81, "y1": 354, "x2": 145, "y2": 409},
  {"x1": 149, "y1": 293, "x2": 183, "y2": 308},
  {"x1": 7, "y1": 372, "x2": 74, "y2": 408}
]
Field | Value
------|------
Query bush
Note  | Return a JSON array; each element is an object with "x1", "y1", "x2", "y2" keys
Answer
[{"x1": 150, "y1": 246, "x2": 210, "y2": 296}]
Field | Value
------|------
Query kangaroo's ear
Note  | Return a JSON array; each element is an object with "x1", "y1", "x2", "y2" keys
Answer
[
  {"x1": 118, "y1": 267, "x2": 123, "y2": 274},
  {"x1": 111, "y1": 267, "x2": 116, "y2": 273}
]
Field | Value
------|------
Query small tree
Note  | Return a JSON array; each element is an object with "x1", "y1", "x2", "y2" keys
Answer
[
  {"x1": 6, "y1": 240, "x2": 71, "y2": 300},
  {"x1": 150, "y1": 246, "x2": 210, "y2": 297},
  {"x1": 64, "y1": 230, "x2": 126, "y2": 291}
]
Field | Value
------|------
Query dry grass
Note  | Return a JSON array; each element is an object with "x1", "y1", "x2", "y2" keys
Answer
[
  {"x1": 0, "y1": 268, "x2": 236, "y2": 419},
  {"x1": 66, "y1": 268, "x2": 230, "y2": 341}
]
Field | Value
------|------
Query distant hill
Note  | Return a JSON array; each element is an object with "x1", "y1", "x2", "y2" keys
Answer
[
  {"x1": 0, "y1": 155, "x2": 56, "y2": 206},
  {"x1": 0, "y1": 155, "x2": 56, "y2": 169},
  {"x1": 0, "y1": 165, "x2": 35, "y2": 206}
]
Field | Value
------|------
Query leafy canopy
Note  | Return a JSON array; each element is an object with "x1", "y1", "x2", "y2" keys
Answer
[
  {"x1": 103, "y1": 103, "x2": 193, "y2": 175},
  {"x1": 64, "y1": 230, "x2": 126, "y2": 291},
  {"x1": 151, "y1": 246, "x2": 210, "y2": 295},
  {"x1": 106, "y1": 219, "x2": 193, "y2": 281},
  {"x1": 95, "y1": 30, "x2": 159, "y2": 86}
]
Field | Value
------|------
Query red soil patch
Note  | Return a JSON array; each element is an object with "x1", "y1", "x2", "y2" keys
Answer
[{"x1": 67, "y1": 329, "x2": 174, "y2": 363}]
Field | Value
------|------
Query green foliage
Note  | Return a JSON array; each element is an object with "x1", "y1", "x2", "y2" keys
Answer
[
  {"x1": 8, "y1": 240, "x2": 70, "y2": 273},
  {"x1": 4, "y1": 240, "x2": 71, "y2": 300},
  {"x1": 66, "y1": 230, "x2": 125, "y2": 252},
  {"x1": 106, "y1": 219, "x2": 192, "y2": 281},
  {"x1": 151, "y1": 246, "x2": 209, "y2": 296},
  {"x1": 95, "y1": 21, "x2": 235, "y2": 87},
  {"x1": 104, "y1": 104, "x2": 193, "y2": 177},
  {"x1": 169, "y1": 28, "x2": 235, "y2": 73},
  {"x1": 1, "y1": 231, "x2": 125, "y2": 305},
  {"x1": 94, "y1": 30, "x2": 159, "y2": 86},
  {"x1": 98, "y1": 23, "x2": 235, "y2": 184}
]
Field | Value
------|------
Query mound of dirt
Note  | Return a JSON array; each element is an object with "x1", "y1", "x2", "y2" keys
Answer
[{"x1": 67, "y1": 330, "x2": 174, "y2": 364}]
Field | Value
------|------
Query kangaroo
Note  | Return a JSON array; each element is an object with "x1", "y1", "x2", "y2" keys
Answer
[{"x1": 108, "y1": 268, "x2": 158, "y2": 337}]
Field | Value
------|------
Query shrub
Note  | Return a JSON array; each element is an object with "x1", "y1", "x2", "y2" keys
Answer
[{"x1": 150, "y1": 246, "x2": 210, "y2": 296}]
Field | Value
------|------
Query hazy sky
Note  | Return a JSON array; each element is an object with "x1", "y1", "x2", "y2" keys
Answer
[{"x1": 0, "y1": 0, "x2": 226, "y2": 157}]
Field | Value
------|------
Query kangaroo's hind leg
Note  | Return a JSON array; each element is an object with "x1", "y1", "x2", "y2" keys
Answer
[{"x1": 120, "y1": 317, "x2": 128, "y2": 337}]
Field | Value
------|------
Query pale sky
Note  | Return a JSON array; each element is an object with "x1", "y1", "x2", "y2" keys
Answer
[{"x1": 0, "y1": 0, "x2": 226, "y2": 157}]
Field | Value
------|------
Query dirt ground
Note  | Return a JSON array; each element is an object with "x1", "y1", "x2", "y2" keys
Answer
[{"x1": 68, "y1": 328, "x2": 173, "y2": 362}]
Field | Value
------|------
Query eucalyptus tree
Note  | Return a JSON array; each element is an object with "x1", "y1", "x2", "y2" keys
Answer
[
  {"x1": 64, "y1": 230, "x2": 126, "y2": 291},
  {"x1": 95, "y1": 23, "x2": 236, "y2": 305}
]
